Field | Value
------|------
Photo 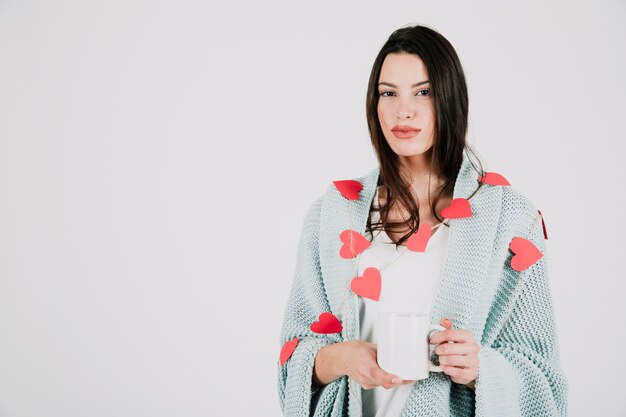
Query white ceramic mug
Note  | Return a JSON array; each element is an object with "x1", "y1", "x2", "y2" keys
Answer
[{"x1": 376, "y1": 312, "x2": 447, "y2": 380}]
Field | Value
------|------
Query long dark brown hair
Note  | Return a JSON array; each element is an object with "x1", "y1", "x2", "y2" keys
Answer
[{"x1": 365, "y1": 24, "x2": 485, "y2": 246}]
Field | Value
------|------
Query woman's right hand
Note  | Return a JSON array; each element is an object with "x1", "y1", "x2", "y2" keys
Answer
[{"x1": 313, "y1": 340, "x2": 414, "y2": 389}]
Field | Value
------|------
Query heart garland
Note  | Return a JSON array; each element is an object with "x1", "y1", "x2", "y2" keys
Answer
[
  {"x1": 339, "y1": 229, "x2": 371, "y2": 259},
  {"x1": 509, "y1": 237, "x2": 544, "y2": 271},
  {"x1": 333, "y1": 179, "x2": 363, "y2": 200},
  {"x1": 280, "y1": 170, "x2": 543, "y2": 366},
  {"x1": 350, "y1": 267, "x2": 382, "y2": 301},
  {"x1": 279, "y1": 337, "x2": 299, "y2": 366},
  {"x1": 407, "y1": 223, "x2": 433, "y2": 252},
  {"x1": 441, "y1": 198, "x2": 472, "y2": 219},
  {"x1": 538, "y1": 209, "x2": 548, "y2": 240},
  {"x1": 479, "y1": 172, "x2": 511, "y2": 186},
  {"x1": 310, "y1": 312, "x2": 343, "y2": 334}
]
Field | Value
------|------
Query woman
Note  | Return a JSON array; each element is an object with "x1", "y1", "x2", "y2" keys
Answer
[{"x1": 277, "y1": 24, "x2": 567, "y2": 417}]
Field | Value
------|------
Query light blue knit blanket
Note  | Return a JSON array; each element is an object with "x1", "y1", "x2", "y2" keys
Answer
[{"x1": 278, "y1": 151, "x2": 568, "y2": 416}]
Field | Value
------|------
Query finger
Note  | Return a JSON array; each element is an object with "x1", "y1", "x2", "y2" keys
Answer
[
  {"x1": 438, "y1": 354, "x2": 479, "y2": 368},
  {"x1": 441, "y1": 365, "x2": 477, "y2": 383},
  {"x1": 440, "y1": 318, "x2": 453, "y2": 329},
  {"x1": 372, "y1": 367, "x2": 401, "y2": 389},
  {"x1": 359, "y1": 366, "x2": 384, "y2": 390},
  {"x1": 430, "y1": 328, "x2": 476, "y2": 344},
  {"x1": 434, "y1": 341, "x2": 480, "y2": 356}
]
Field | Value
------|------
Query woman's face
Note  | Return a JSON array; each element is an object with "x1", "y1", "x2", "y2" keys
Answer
[{"x1": 377, "y1": 52, "x2": 436, "y2": 161}]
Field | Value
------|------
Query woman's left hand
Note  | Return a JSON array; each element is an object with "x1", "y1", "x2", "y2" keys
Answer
[{"x1": 429, "y1": 318, "x2": 480, "y2": 386}]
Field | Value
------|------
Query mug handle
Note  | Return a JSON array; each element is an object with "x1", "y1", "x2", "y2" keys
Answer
[{"x1": 427, "y1": 324, "x2": 455, "y2": 372}]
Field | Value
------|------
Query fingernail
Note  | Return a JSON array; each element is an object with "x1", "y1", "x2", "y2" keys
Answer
[{"x1": 391, "y1": 377, "x2": 401, "y2": 384}]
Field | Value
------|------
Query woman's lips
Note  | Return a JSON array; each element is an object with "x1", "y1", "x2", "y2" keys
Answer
[{"x1": 391, "y1": 127, "x2": 421, "y2": 139}]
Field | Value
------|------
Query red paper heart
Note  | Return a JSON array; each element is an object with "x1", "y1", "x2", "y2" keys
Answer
[
  {"x1": 509, "y1": 237, "x2": 544, "y2": 271},
  {"x1": 538, "y1": 209, "x2": 548, "y2": 240},
  {"x1": 479, "y1": 172, "x2": 511, "y2": 186},
  {"x1": 406, "y1": 223, "x2": 432, "y2": 252},
  {"x1": 279, "y1": 337, "x2": 299, "y2": 366},
  {"x1": 333, "y1": 180, "x2": 363, "y2": 201},
  {"x1": 441, "y1": 198, "x2": 472, "y2": 219},
  {"x1": 350, "y1": 267, "x2": 382, "y2": 301},
  {"x1": 339, "y1": 229, "x2": 371, "y2": 258},
  {"x1": 310, "y1": 312, "x2": 342, "y2": 334}
]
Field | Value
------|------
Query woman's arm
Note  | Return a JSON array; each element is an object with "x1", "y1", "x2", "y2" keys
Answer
[
  {"x1": 313, "y1": 340, "x2": 410, "y2": 389},
  {"x1": 277, "y1": 195, "x2": 346, "y2": 417},
  {"x1": 312, "y1": 341, "x2": 345, "y2": 386},
  {"x1": 474, "y1": 213, "x2": 568, "y2": 416},
  {"x1": 277, "y1": 194, "x2": 410, "y2": 417}
]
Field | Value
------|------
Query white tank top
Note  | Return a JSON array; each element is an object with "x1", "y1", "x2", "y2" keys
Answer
[{"x1": 358, "y1": 186, "x2": 450, "y2": 417}]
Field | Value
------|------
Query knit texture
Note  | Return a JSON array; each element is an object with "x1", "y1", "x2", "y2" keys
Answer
[{"x1": 277, "y1": 151, "x2": 568, "y2": 417}]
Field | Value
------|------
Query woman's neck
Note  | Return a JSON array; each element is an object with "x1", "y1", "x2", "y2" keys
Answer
[{"x1": 398, "y1": 155, "x2": 446, "y2": 199}]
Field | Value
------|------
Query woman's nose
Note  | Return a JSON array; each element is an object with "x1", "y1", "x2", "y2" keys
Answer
[
  {"x1": 395, "y1": 97, "x2": 415, "y2": 119},
  {"x1": 397, "y1": 110, "x2": 413, "y2": 119}
]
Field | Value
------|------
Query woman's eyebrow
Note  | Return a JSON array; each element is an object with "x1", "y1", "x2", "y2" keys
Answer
[{"x1": 378, "y1": 80, "x2": 430, "y2": 88}]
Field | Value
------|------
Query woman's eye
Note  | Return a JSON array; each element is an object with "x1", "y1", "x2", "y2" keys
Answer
[
  {"x1": 416, "y1": 88, "x2": 431, "y2": 96},
  {"x1": 379, "y1": 91, "x2": 394, "y2": 97}
]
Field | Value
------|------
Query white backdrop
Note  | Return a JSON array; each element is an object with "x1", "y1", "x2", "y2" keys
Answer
[{"x1": 1, "y1": 1, "x2": 625, "y2": 416}]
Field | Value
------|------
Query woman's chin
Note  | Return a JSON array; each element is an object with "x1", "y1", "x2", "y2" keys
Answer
[{"x1": 388, "y1": 145, "x2": 433, "y2": 159}]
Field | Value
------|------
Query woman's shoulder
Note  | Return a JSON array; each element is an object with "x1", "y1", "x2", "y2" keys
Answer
[
  {"x1": 302, "y1": 167, "x2": 378, "y2": 221},
  {"x1": 323, "y1": 167, "x2": 379, "y2": 200},
  {"x1": 487, "y1": 175, "x2": 544, "y2": 233},
  {"x1": 501, "y1": 183, "x2": 539, "y2": 214},
  {"x1": 467, "y1": 151, "x2": 539, "y2": 217}
]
